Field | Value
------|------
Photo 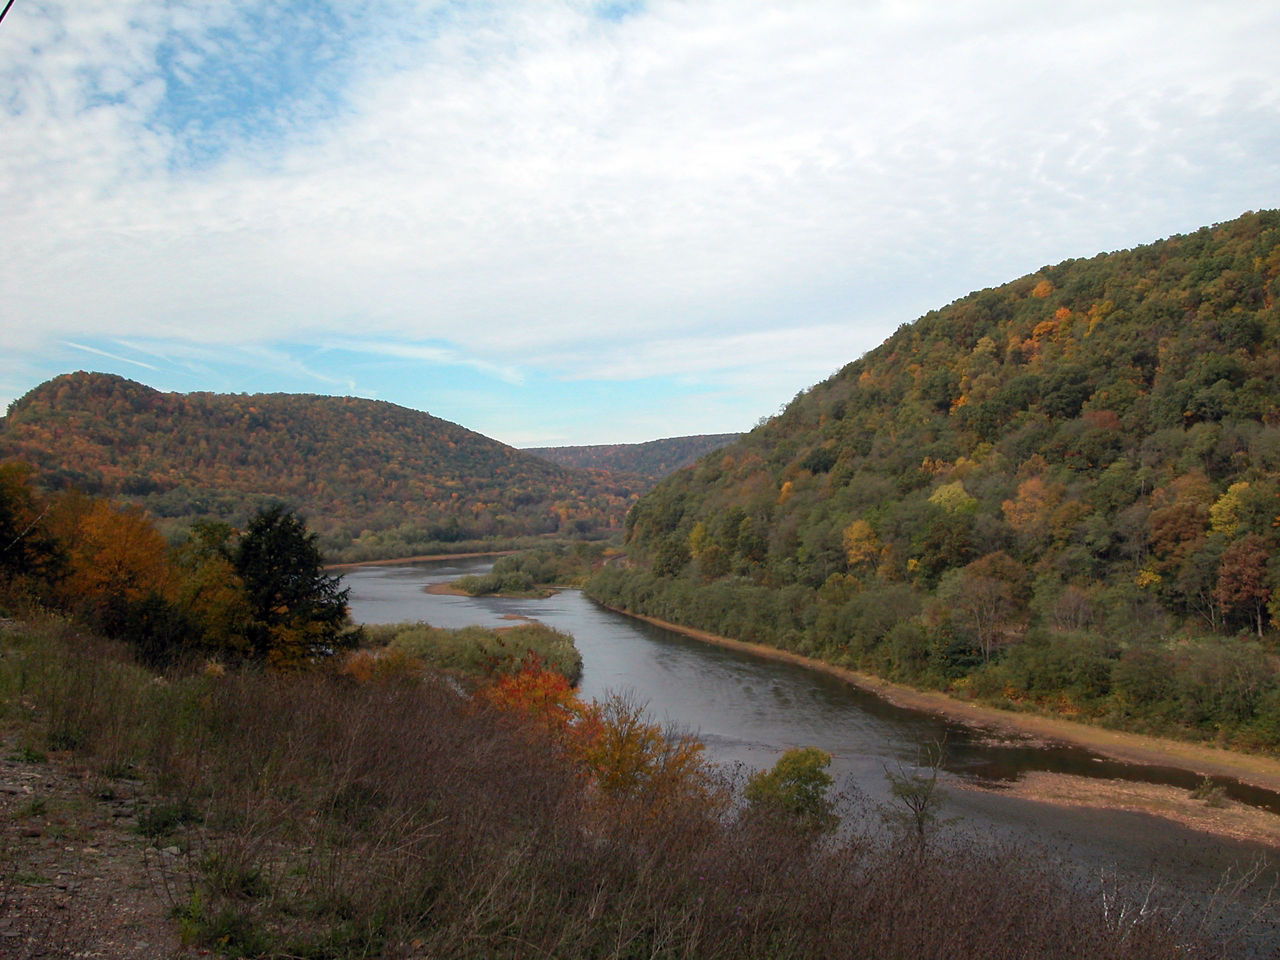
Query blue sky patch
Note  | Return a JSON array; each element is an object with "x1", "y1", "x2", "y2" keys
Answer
[
  {"x1": 46, "y1": 334, "x2": 729, "y2": 446},
  {"x1": 149, "y1": 2, "x2": 356, "y2": 168},
  {"x1": 595, "y1": 1, "x2": 644, "y2": 23}
]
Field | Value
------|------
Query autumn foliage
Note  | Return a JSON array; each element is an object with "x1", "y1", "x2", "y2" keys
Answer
[
  {"x1": 0, "y1": 371, "x2": 639, "y2": 560},
  {"x1": 479, "y1": 653, "x2": 595, "y2": 749},
  {"x1": 596, "y1": 210, "x2": 1280, "y2": 748},
  {"x1": 0, "y1": 464, "x2": 353, "y2": 669},
  {"x1": 474, "y1": 657, "x2": 720, "y2": 821},
  {"x1": 53, "y1": 499, "x2": 175, "y2": 629},
  {"x1": 337, "y1": 646, "x2": 427, "y2": 686}
]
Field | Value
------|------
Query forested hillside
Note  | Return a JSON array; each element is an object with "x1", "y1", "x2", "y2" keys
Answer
[
  {"x1": 527, "y1": 433, "x2": 740, "y2": 483},
  {"x1": 0, "y1": 373, "x2": 640, "y2": 559},
  {"x1": 591, "y1": 210, "x2": 1280, "y2": 747}
]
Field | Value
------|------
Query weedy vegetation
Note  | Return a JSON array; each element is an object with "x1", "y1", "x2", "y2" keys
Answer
[{"x1": 0, "y1": 617, "x2": 1264, "y2": 959}]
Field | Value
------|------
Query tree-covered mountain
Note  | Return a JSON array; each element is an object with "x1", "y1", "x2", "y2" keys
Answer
[
  {"x1": 590, "y1": 210, "x2": 1280, "y2": 747},
  {"x1": 0, "y1": 373, "x2": 641, "y2": 559},
  {"x1": 526, "y1": 433, "x2": 740, "y2": 484}
]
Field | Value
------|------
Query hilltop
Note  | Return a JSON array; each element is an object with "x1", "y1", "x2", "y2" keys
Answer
[
  {"x1": 0, "y1": 373, "x2": 641, "y2": 560},
  {"x1": 526, "y1": 433, "x2": 740, "y2": 483},
  {"x1": 590, "y1": 210, "x2": 1280, "y2": 748}
]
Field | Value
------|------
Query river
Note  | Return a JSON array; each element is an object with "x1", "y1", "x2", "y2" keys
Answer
[{"x1": 342, "y1": 558, "x2": 1280, "y2": 947}]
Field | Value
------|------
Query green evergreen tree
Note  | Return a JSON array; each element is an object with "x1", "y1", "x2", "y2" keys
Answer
[{"x1": 233, "y1": 504, "x2": 353, "y2": 667}]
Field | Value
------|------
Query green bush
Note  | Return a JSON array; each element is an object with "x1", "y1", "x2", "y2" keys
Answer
[
  {"x1": 367, "y1": 620, "x2": 583, "y2": 685},
  {"x1": 744, "y1": 747, "x2": 836, "y2": 833},
  {"x1": 998, "y1": 633, "x2": 1116, "y2": 707}
]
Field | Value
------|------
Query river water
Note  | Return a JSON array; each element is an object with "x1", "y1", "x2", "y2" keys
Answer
[{"x1": 342, "y1": 558, "x2": 1280, "y2": 944}]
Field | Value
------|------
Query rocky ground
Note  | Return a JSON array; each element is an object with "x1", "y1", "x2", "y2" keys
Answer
[{"x1": 0, "y1": 733, "x2": 197, "y2": 959}]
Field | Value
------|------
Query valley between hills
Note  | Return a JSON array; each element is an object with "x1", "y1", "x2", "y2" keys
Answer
[{"x1": 5, "y1": 209, "x2": 1280, "y2": 957}]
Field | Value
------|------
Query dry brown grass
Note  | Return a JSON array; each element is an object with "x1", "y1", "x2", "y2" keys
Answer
[{"x1": 0, "y1": 618, "x2": 1259, "y2": 959}]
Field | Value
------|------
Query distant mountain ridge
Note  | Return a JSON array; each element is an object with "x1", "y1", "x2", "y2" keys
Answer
[
  {"x1": 0, "y1": 372, "x2": 642, "y2": 560},
  {"x1": 526, "y1": 434, "x2": 740, "y2": 482}
]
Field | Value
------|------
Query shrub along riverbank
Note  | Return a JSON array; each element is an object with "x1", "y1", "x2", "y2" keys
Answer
[
  {"x1": 585, "y1": 565, "x2": 1280, "y2": 753},
  {"x1": 362, "y1": 619, "x2": 584, "y2": 685},
  {"x1": 450, "y1": 543, "x2": 612, "y2": 597},
  {"x1": 1, "y1": 617, "x2": 1252, "y2": 959}
]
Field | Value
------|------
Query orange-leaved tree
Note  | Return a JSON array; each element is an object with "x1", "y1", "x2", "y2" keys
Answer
[
  {"x1": 478, "y1": 653, "x2": 597, "y2": 753},
  {"x1": 339, "y1": 647, "x2": 427, "y2": 686},
  {"x1": 56, "y1": 499, "x2": 176, "y2": 628},
  {"x1": 478, "y1": 662, "x2": 721, "y2": 822},
  {"x1": 0, "y1": 460, "x2": 63, "y2": 598},
  {"x1": 1215, "y1": 534, "x2": 1272, "y2": 638},
  {"x1": 46, "y1": 495, "x2": 190, "y2": 666}
]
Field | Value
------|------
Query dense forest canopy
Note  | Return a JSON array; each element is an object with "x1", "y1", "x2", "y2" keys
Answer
[
  {"x1": 592, "y1": 210, "x2": 1280, "y2": 747},
  {"x1": 0, "y1": 373, "x2": 640, "y2": 558}
]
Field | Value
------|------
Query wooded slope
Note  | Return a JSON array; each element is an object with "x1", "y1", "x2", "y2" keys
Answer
[
  {"x1": 0, "y1": 373, "x2": 639, "y2": 558},
  {"x1": 594, "y1": 210, "x2": 1280, "y2": 745}
]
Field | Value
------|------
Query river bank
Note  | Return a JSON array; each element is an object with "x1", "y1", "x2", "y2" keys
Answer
[
  {"x1": 970, "y1": 773, "x2": 1280, "y2": 848},
  {"x1": 341, "y1": 560, "x2": 1280, "y2": 792},
  {"x1": 599, "y1": 604, "x2": 1280, "y2": 845},
  {"x1": 326, "y1": 550, "x2": 514, "y2": 570},
  {"x1": 339, "y1": 558, "x2": 1280, "y2": 848},
  {"x1": 423, "y1": 581, "x2": 559, "y2": 599}
]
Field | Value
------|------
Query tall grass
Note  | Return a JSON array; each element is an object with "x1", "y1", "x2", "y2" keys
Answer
[{"x1": 0, "y1": 618, "x2": 1250, "y2": 959}]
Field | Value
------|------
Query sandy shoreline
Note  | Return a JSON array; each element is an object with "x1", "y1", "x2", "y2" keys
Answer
[
  {"x1": 601, "y1": 606, "x2": 1280, "y2": 786},
  {"x1": 967, "y1": 772, "x2": 1280, "y2": 848},
  {"x1": 601, "y1": 607, "x2": 1280, "y2": 847},
  {"x1": 423, "y1": 581, "x2": 468, "y2": 596}
]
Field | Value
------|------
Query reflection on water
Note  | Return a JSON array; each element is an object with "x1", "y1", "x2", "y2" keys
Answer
[{"x1": 343, "y1": 558, "x2": 1280, "y2": 943}]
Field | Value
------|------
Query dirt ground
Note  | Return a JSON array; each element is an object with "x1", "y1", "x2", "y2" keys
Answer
[{"x1": 0, "y1": 734, "x2": 197, "y2": 960}]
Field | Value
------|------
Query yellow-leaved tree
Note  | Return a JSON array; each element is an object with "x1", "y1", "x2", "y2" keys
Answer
[
  {"x1": 580, "y1": 694, "x2": 716, "y2": 818},
  {"x1": 841, "y1": 519, "x2": 881, "y2": 571}
]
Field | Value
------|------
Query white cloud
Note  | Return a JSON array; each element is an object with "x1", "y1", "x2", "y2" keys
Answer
[
  {"x1": 538, "y1": 323, "x2": 880, "y2": 391},
  {"x1": 328, "y1": 339, "x2": 525, "y2": 385},
  {"x1": 1, "y1": 1, "x2": 1278, "y2": 437},
  {"x1": 62, "y1": 340, "x2": 159, "y2": 371}
]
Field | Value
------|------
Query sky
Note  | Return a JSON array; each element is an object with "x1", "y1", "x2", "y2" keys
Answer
[{"x1": 1, "y1": 2, "x2": 1278, "y2": 447}]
